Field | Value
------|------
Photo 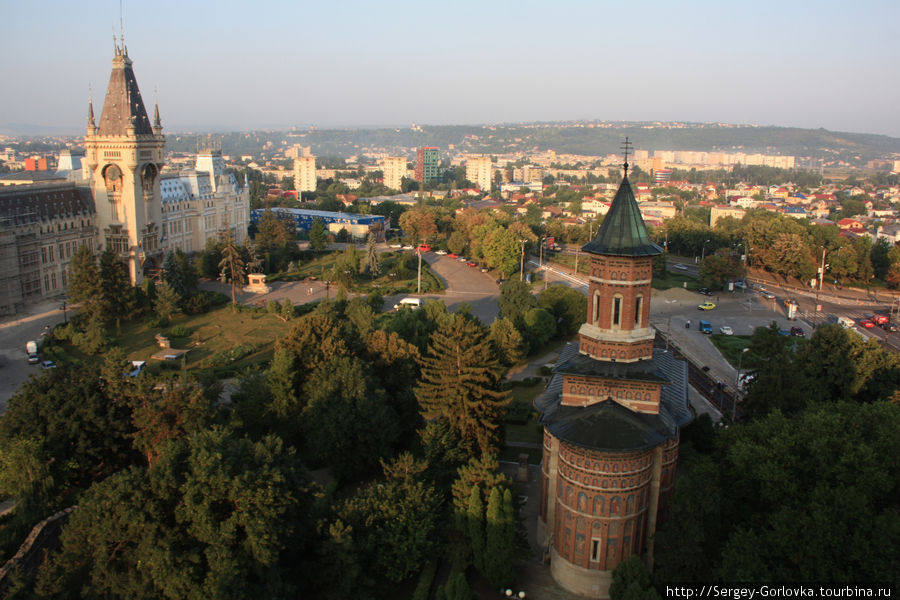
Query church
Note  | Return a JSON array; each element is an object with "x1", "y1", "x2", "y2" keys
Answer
[
  {"x1": 0, "y1": 42, "x2": 249, "y2": 314},
  {"x1": 535, "y1": 158, "x2": 691, "y2": 598}
]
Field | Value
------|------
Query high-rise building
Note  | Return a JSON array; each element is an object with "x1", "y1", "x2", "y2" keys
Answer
[
  {"x1": 293, "y1": 156, "x2": 317, "y2": 192},
  {"x1": 83, "y1": 42, "x2": 166, "y2": 284},
  {"x1": 536, "y1": 168, "x2": 690, "y2": 598},
  {"x1": 465, "y1": 156, "x2": 492, "y2": 191},
  {"x1": 415, "y1": 147, "x2": 440, "y2": 184},
  {"x1": 381, "y1": 156, "x2": 407, "y2": 191}
]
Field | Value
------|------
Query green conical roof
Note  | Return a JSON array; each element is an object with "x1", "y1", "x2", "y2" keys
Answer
[{"x1": 582, "y1": 176, "x2": 662, "y2": 257}]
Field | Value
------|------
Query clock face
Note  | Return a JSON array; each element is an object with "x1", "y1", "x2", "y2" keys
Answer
[{"x1": 105, "y1": 164, "x2": 122, "y2": 181}]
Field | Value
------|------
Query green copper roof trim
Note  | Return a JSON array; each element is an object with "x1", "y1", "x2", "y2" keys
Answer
[{"x1": 582, "y1": 176, "x2": 663, "y2": 257}]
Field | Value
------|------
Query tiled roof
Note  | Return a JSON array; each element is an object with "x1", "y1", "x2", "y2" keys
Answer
[
  {"x1": 582, "y1": 176, "x2": 662, "y2": 257},
  {"x1": 0, "y1": 183, "x2": 94, "y2": 225},
  {"x1": 97, "y1": 50, "x2": 153, "y2": 136}
]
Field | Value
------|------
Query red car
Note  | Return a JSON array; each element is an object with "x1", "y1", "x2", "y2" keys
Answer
[
  {"x1": 860, "y1": 319, "x2": 875, "y2": 329},
  {"x1": 417, "y1": 244, "x2": 431, "y2": 252},
  {"x1": 448, "y1": 253, "x2": 459, "y2": 258},
  {"x1": 466, "y1": 261, "x2": 477, "y2": 267},
  {"x1": 871, "y1": 314, "x2": 888, "y2": 325}
]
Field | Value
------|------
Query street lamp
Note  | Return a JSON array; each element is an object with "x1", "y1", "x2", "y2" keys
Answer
[
  {"x1": 519, "y1": 239, "x2": 526, "y2": 282},
  {"x1": 701, "y1": 239, "x2": 710, "y2": 261}
]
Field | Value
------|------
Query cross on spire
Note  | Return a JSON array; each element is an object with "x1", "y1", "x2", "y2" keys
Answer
[{"x1": 621, "y1": 137, "x2": 633, "y2": 178}]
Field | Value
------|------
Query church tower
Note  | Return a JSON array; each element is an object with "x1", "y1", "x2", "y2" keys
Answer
[
  {"x1": 84, "y1": 41, "x2": 164, "y2": 284},
  {"x1": 535, "y1": 144, "x2": 691, "y2": 598}
]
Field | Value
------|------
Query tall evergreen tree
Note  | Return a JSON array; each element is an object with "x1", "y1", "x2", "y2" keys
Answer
[
  {"x1": 416, "y1": 314, "x2": 510, "y2": 457},
  {"x1": 67, "y1": 244, "x2": 101, "y2": 314},
  {"x1": 308, "y1": 217, "x2": 328, "y2": 251},
  {"x1": 483, "y1": 486, "x2": 514, "y2": 588},
  {"x1": 98, "y1": 246, "x2": 133, "y2": 325},
  {"x1": 466, "y1": 485, "x2": 485, "y2": 572},
  {"x1": 218, "y1": 232, "x2": 246, "y2": 312},
  {"x1": 365, "y1": 232, "x2": 381, "y2": 277},
  {"x1": 154, "y1": 280, "x2": 180, "y2": 324}
]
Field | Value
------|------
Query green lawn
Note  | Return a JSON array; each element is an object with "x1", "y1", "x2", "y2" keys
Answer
[{"x1": 710, "y1": 334, "x2": 752, "y2": 367}]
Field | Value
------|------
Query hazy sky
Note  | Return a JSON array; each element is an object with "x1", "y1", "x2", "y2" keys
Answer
[{"x1": 3, "y1": 0, "x2": 899, "y2": 136}]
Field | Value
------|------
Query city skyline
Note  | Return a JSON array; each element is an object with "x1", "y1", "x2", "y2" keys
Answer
[{"x1": 2, "y1": 0, "x2": 899, "y2": 137}]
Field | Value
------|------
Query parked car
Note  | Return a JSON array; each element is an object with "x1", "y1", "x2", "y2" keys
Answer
[
  {"x1": 466, "y1": 261, "x2": 477, "y2": 267},
  {"x1": 480, "y1": 267, "x2": 489, "y2": 273},
  {"x1": 760, "y1": 291, "x2": 776, "y2": 300},
  {"x1": 733, "y1": 280, "x2": 745, "y2": 289},
  {"x1": 40, "y1": 360, "x2": 57, "y2": 369},
  {"x1": 860, "y1": 319, "x2": 875, "y2": 329},
  {"x1": 434, "y1": 250, "x2": 447, "y2": 255},
  {"x1": 698, "y1": 302, "x2": 716, "y2": 310},
  {"x1": 879, "y1": 322, "x2": 898, "y2": 332},
  {"x1": 719, "y1": 326, "x2": 733, "y2": 335},
  {"x1": 790, "y1": 327, "x2": 805, "y2": 337},
  {"x1": 448, "y1": 253, "x2": 459, "y2": 258},
  {"x1": 417, "y1": 244, "x2": 432, "y2": 252},
  {"x1": 697, "y1": 288, "x2": 713, "y2": 296},
  {"x1": 393, "y1": 297, "x2": 423, "y2": 310},
  {"x1": 673, "y1": 263, "x2": 688, "y2": 271},
  {"x1": 401, "y1": 245, "x2": 414, "y2": 250},
  {"x1": 389, "y1": 243, "x2": 402, "y2": 249}
]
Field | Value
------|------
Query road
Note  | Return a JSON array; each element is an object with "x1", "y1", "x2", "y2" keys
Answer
[{"x1": 0, "y1": 299, "x2": 70, "y2": 411}]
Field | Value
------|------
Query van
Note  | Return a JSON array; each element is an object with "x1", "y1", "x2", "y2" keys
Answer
[
  {"x1": 699, "y1": 320, "x2": 712, "y2": 334},
  {"x1": 393, "y1": 297, "x2": 422, "y2": 310},
  {"x1": 837, "y1": 316, "x2": 855, "y2": 329},
  {"x1": 26, "y1": 340, "x2": 39, "y2": 364}
]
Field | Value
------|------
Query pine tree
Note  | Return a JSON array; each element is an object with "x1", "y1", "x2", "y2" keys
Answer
[
  {"x1": 280, "y1": 297, "x2": 295, "y2": 321},
  {"x1": 415, "y1": 314, "x2": 510, "y2": 457},
  {"x1": 67, "y1": 244, "x2": 101, "y2": 314},
  {"x1": 218, "y1": 232, "x2": 246, "y2": 312},
  {"x1": 309, "y1": 217, "x2": 328, "y2": 251},
  {"x1": 154, "y1": 280, "x2": 180, "y2": 324},
  {"x1": 466, "y1": 485, "x2": 485, "y2": 572},
  {"x1": 483, "y1": 486, "x2": 514, "y2": 588},
  {"x1": 98, "y1": 247, "x2": 133, "y2": 329}
]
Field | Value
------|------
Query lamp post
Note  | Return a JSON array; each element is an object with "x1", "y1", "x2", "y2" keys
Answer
[
  {"x1": 417, "y1": 246, "x2": 422, "y2": 294},
  {"x1": 701, "y1": 239, "x2": 710, "y2": 261},
  {"x1": 814, "y1": 247, "x2": 827, "y2": 327},
  {"x1": 60, "y1": 300, "x2": 68, "y2": 325}
]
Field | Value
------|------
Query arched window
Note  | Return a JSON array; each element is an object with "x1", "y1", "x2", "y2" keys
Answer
[
  {"x1": 593, "y1": 291, "x2": 601, "y2": 325},
  {"x1": 634, "y1": 294, "x2": 643, "y2": 326},
  {"x1": 612, "y1": 295, "x2": 622, "y2": 327}
]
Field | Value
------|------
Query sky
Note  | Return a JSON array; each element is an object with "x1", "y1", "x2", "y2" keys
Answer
[{"x1": 2, "y1": 0, "x2": 899, "y2": 137}]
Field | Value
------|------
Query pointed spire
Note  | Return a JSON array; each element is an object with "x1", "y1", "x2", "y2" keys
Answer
[
  {"x1": 582, "y1": 176, "x2": 662, "y2": 257},
  {"x1": 97, "y1": 46, "x2": 152, "y2": 136},
  {"x1": 152, "y1": 87, "x2": 162, "y2": 134},
  {"x1": 87, "y1": 87, "x2": 97, "y2": 135}
]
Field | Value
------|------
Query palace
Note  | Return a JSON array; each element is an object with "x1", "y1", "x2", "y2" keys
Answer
[
  {"x1": 0, "y1": 43, "x2": 249, "y2": 315},
  {"x1": 535, "y1": 164, "x2": 691, "y2": 598}
]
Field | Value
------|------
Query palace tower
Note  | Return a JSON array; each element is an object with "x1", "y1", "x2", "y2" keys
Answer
[{"x1": 84, "y1": 41, "x2": 165, "y2": 284}]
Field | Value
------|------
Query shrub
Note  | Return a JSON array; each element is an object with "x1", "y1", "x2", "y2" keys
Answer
[{"x1": 169, "y1": 324, "x2": 190, "y2": 338}]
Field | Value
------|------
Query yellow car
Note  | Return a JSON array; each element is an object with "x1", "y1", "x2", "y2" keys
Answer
[{"x1": 697, "y1": 302, "x2": 717, "y2": 310}]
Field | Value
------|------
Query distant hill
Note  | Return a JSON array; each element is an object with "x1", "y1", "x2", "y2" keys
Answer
[{"x1": 163, "y1": 122, "x2": 900, "y2": 166}]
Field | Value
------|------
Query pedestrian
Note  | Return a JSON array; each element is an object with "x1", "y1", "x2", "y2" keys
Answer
[{"x1": 308, "y1": 287, "x2": 312, "y2": 296}]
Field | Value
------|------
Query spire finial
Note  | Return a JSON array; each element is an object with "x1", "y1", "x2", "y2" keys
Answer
[
  {"x1": 87, "y1": 85, "x2": 97, "y2": 134},
  {"x1": 153, "y1": 86, "x2": 162, "y2": 133},
  {"x1": 621, "y1": 137, "x2": 633, "y2": 178}
]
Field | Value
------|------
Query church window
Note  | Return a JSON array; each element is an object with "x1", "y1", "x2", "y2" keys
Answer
[
  {"x1": 592, "y1": 291, "x2": 601, "y2": 325},
  {"x1": 612, "y1": 295, "x2": 622, "y2": 327},
  {"x1": 590, "y1": 537, "x2": 601, "y2": 562},
  {"x1": 635, "y1": 294, "x2": 643, "y2": 326}
]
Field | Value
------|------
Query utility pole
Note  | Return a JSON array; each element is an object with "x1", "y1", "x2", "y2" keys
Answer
[
  {"x1": 519, "y1": 239, "x2": 526, "y2": 282},
  {"x1": 417, "y1": 246, "x2": 422, "y2": 294},
  {"x1": 815, "y1": 247, "x2": 826, "y2": 327}
]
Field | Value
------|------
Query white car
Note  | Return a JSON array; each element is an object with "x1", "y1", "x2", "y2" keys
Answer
[
  {"x1": 719, "y1": 326, "x2": 733, "y2": 335},
  {"x1": 389, "y1": 243, "x2": 402, "y2": 249},
  {"x1": 401, "y1": 245, "x2": 414, "y2": 250},
  {"x1": 673, "y1": 263, "x2": 688, "y2": 271},
  {"x1": 435, "y1": 250, "x2": 447, "y2": 255}
]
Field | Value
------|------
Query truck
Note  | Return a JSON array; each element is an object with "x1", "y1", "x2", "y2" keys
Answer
[{"x1": 26, "y1": 340, "x2": 39, "y2": 364}]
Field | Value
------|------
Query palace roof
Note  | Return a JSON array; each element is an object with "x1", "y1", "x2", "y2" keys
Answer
[{"x1": 97, "y1": 48, "x2": 153, "y2": 136}]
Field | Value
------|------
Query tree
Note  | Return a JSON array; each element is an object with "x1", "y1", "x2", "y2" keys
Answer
[
  {"x1": 399, "y1": 207, "x2": 437, "y2": 243},
  {"x1": 35, "y1": 429, "x2": 314, "y2": 599},
  {"x1": 365, "y1": 233, "x2": 381, "y2": 277},
  {"x1": 416, "y1": 314, "x2": 510, "y2": 457},
  {"x1": 522, "y1": 307, "x2": 557, "y2": 352},
  {"x1": 481, "y1": 225, "x2": 521, "y2": 277},
  {"x1": 308, "y1": 217, "x2": 328, "y2": 251},
  {"x1": 466, "y1": 486, "x2": 485, "y2": 571},
  {"x1": 67, "y1": 244, "x2": 101, "y2": 314},
  {"x1": 154, "y1": 280, "x2": 180, "y2": 324},
  {"x1": 742, "y1": 323, "x2": 803, "y2": 419},
  {"x1": 338, "y1": 453, "x2": 442, "y2": 584},
  {"x1": 99, "y1": 246, "x2": 134, "y2": 326},
  {"x1": 483, "y1": 486, "x2": 514, "y2": 588},
  {"x1": 498, "y1": 280, "x2": 537, "y2": 327},
  {"x1": 301, "y1": 356, "x2": 399, "y2": 479},
  {"x1": 488, "y1": 317, "x2": 526, "y2": 367},
  {"x1": 610, "y1": 555, "x2": 661, "y2": 600},
  {"x1": 537, "y1": 284, "x2": 587, "y2": 337},
  {"x1": 218, "y1": 232, "x2": 246, "y2": 312},
  {"x1": 435, "y1": 572, "x2": 473, "y2": 600}
]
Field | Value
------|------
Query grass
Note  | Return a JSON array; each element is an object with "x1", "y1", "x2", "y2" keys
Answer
[
  {"x1": 653, "y1": 270, "x2": 699, "y2": 290},
  {"x1": 710, "y1": 334, "x2": 752, "y2": 367}
]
